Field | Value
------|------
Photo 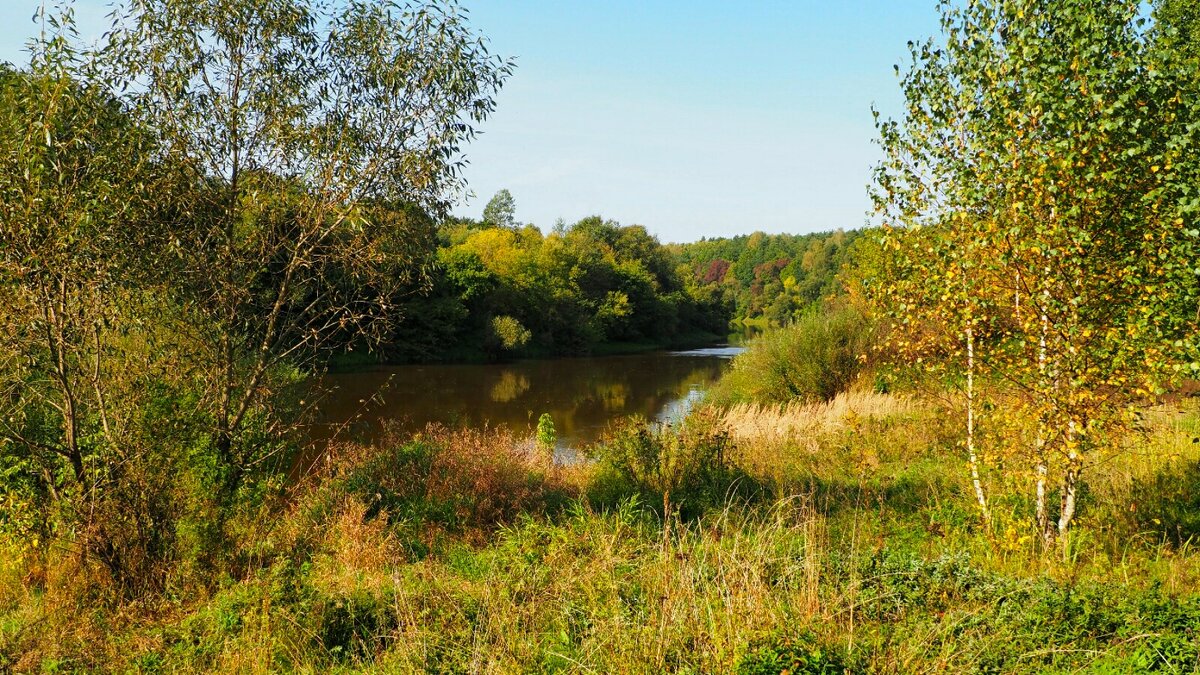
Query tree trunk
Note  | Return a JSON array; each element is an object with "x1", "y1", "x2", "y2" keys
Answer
[
  {"x1": 1014, "y1": 270, "x2": 1022, "y2": 323},
  {"x1": 1057, "y1": 419, "x2": 1079, "y2": 540},
  {"x1": 965, "y1": 325, "x2": 990, "y2": 526},
  {"x1": 1035, "y1": 303, "x2": 1053, "y2": 546},
  {"x1": 46, "y1": 287, "x2": 85, "y2": 485}
]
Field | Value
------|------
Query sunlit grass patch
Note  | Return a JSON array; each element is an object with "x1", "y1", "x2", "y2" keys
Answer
[
  {"x1": 362, "y1": 498, "x2": 832, "y2": 673},
  {"x1": 719, "y1": 390, "x2": 916, "y2": 445}
]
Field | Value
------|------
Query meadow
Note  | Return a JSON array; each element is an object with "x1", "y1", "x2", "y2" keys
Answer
[{"x1": 6, "y1": 351, "x2": 1200, "y2": 672}]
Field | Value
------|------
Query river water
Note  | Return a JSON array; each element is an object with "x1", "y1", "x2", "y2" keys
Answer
[{"x1": 309, "y1": 346, "x2": 742, "y2": 456}]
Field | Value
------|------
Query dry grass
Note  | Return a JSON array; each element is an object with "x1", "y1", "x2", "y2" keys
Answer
[
  {"x1": 303, "y1": 423, "x2": 582, "y2": 538},
  {"x1": 310, "y1": 498, "x2": 403, "y2": 597},
  {"x1": 719, "y1": 390, "x2": 916, "y2": 447},
  {"x1": 124, "y1": 497, "x2": 834, "y2": 674},
  {"x1": 716, "y1": 389, "x2": 928, "y2": 490},
  {"x1": 0, "y1": 549, "x2": 129, "y2": 672},
  {"x1": 412, "y1": 424, "x2": 579, "y2": 529}
]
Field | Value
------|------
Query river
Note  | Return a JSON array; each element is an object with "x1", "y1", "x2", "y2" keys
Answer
[{"x1": 309, "y1": 346, "x2": 743, "y2": 459}]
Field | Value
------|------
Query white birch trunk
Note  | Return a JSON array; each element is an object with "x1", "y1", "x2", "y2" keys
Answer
[
  {"x1": 966, "y1": 324, "x2": 990, "y2": 525},
  {"x1": 1057, "y1": 419, "x2": 1078, "y2": 537},
  {"x1": 1014, "y1": 270, "x2": 1021, "y2": 323},
  {"x1": 1035, "y1": 294, "x2": 1052, "y2": 546}
]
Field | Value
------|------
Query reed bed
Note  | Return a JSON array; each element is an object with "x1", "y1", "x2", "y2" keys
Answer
[{"x1": 719, "y1": 390, "x2": 916, "y2": 448}]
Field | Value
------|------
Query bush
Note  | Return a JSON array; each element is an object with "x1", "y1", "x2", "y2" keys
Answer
[
  {"x1": 311, "y1": 425, "x2": 576, "y2": 544},
  {"x1": 586, "y1": 410, "x2": 765, "y2": 520},
  {"x1": 536, "y1": 413, "x2": 556, "y2": 451},
  {"x1": 487, "y1": 315, "x2": 532, "y2": 357},
  {"x1": 317, "y1": 590, "x2": 399, "y2": 663},
  {"x1": 711, "y1": 306, "x2": 872, "y2": 405}
]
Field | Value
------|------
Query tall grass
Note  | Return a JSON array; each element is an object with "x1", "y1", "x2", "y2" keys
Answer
[
  {"x1": 720, "y1": 390, "x2": 914, "y2": 443},
  {"x1": 7, "y1": 391, "x2": 1200, "y2": 671}
]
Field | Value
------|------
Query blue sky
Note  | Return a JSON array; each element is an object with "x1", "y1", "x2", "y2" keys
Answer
[{"x1": 0, "y1": 1, "x2": 943, "y2": 243}]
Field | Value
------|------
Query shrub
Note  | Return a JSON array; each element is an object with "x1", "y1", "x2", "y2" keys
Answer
[
  {"x1": 736, "y1": 631, "x2": 853, "y2": 675},
  {"x1": 487, "y1": 315, "x2": 532, "y2": 356},
  {"x1": 316, "y1": 590, "x2": 399, "y2": 663},
  {"x1": 711, "y1": 306, "x2": 872, "y2": 405},
  {"x1": 586, "y1": 410, "x2": 765, "y2": 520},
  {"x1": 309, "y1": 425, "x2": 576, "y2": 545},
  {"x1": 536, "y1": 413, "x2": 557, "y2": 451}
]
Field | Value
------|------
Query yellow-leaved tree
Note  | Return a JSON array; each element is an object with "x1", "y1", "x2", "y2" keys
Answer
[{"x1": 868, "y1": 0, "x2": 1200, "y2": 548}]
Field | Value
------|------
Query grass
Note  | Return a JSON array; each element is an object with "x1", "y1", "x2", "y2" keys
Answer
[
  {"x1": 720, "y1": 391, "x2": 915, "y2": 444},
  {"x1": 6, "y1": 391, "x2": 1200, "y2": 671}
]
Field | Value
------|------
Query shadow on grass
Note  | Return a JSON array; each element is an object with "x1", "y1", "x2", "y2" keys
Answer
[
  {"x1": 780, "y1": 470, "x2": 961, "y2": 520},
  {"x1": 1131, "y1": 459, "x2": 1200, "y2": 547}
]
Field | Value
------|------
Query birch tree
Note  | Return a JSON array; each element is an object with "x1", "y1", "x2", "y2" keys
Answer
[{"x1": 871, "y1": 0, "x2": 1200, "y2": 547}]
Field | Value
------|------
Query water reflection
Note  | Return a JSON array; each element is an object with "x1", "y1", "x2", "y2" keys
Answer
[
  {"x1": 310, "y1": 349, "x2": 740, "y2": 455},
  {"x1": 489, "y1": 371, "x2": 530, "y2": 403}
]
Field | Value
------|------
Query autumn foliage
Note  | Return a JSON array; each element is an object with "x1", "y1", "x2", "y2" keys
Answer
[{"x1": 866, "y1": 0, "x2": 1200, "y2": 545}]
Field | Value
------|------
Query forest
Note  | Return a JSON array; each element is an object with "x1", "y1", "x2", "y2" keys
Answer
[
  {"x1": 670, "y1": 228, "x2": 862, "y2": 328},
  {"x1": 379, "y1": 206, "x2": 733, "y2": 363},
  {"x1": 4, "y1": 0, "x2": 1200, "y2": 673},
  {"x1": 343, "y1": 192, "x2": 856, "y2": 363}
]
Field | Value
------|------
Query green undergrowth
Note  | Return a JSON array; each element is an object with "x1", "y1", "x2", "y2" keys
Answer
[{"x1": 5, "y1": 401, "x2": 1200, "y2": 672}]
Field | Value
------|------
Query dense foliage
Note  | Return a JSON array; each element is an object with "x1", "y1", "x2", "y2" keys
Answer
[
  {"x1": 709, "y1": 306, "x2": 873, "y2": 406},
  {"x1": 670, "y1": 229, "x2": 862, "y2": 326},
  {"x1": 380, "y1": 212, "x2": 734, "y2": 362},
  {"x1": 374, "y1": 203, "x2": 876, "y2": 362},
  {"x1": 866, "y1": 0, "x2": 1200, "y2": 543}
]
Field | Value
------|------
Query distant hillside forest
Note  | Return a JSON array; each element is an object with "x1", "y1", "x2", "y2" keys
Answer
[
  {"x1": 373, "y1": 190, "x2": 859, "y2": 363},
  {"x1": 669, "y1": 229, "x2": 862, "y2": 327}
]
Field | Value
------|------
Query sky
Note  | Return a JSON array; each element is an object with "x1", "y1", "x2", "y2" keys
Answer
[{"x1": 0, "y1": 1, "x2": 943, "y2": 243}]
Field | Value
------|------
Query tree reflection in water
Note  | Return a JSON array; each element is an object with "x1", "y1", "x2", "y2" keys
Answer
[{"x1": 309, "y1": 349, "x2": 740, "y2": 461}]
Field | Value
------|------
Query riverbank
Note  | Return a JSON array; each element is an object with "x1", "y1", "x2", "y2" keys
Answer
[{"x1": 6, "y1": 390, "x2": 1200, "y2": 672}]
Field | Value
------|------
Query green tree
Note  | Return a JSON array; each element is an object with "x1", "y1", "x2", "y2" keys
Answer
[
  {"x1": 103, "y1": 0, "x2": 512, "y2": 489},
  {"x1": 1157, "y1": 0, "x2": 1200, "y2": 61},
  {"x1": 482, "y1": 188, "x2": 517, "y2": 228},
  {"x1": 487, "y1": 315, "x2": 531, "y2": 357},
  {"x1": 0, "y1": 8, "x2": 192, "y2": 586},
  {"x1": 0, "y1": 0, "x2": 511, "y2": 585}
]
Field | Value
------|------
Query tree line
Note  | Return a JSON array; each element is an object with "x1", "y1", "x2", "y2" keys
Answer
[
  {"x1": 669, "y1": 229, "x2": 862, "y2": 327},
  {"x1": 377, "y1": 200, "x2": 734, "y2": 362},
  {"x1": 373, "y1": 189, "x2": 866, "y2": 363}
]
